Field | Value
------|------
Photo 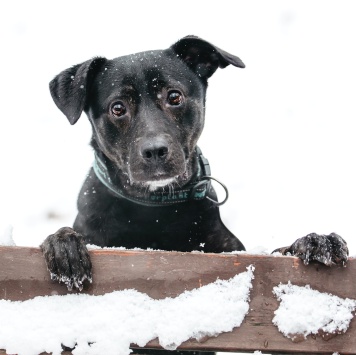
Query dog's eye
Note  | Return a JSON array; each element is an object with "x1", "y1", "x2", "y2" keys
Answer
[
  {"x1": 111, "y1": 102, "x2": 126, "y2": 117},
  {"x1": 167, "y1": 91, "x2": 183, "y2": 106}
]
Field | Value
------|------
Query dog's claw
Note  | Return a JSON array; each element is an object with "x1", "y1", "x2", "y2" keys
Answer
[
  {"x1": 41, "y1": 227, "x2": 92, "y2": 291},
  {"x1": 274, "y1": 233, "x2": 349, "y2": 266}
]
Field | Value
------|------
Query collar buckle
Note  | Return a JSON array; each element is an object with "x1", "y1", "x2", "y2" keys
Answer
[{"x1": 190, "y1": 176, "x2": 229, "y2": 206}]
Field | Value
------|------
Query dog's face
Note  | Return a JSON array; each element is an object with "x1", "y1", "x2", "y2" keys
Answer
[
  {"x1": 49, "y1": 36, "x2": 244, "y2": 190},
  {"x1": 87, "y1": 51, "x2": 206, "y2": 190}
]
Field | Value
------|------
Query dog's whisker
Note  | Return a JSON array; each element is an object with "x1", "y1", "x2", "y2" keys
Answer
[{"x1": 175, "y1": 179, "x2": 182, "y2": 189}]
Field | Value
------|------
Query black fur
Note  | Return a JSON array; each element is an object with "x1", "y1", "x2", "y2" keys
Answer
[
  {"x1": 41, "y1": 35, "x2": 348, "y2": 295},
  {"x1": 273, "y1": 232, "x2": 348, "y2": 266}
]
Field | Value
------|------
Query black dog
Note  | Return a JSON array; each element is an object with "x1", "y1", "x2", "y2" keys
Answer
[{"x1": 41, "y1": 36, "x2": 348, "y2": 293}]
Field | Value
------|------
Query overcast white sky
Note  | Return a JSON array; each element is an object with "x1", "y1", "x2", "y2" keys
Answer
[{"x1": 1, "y1": 0, "x2": 356, "y2": 255}]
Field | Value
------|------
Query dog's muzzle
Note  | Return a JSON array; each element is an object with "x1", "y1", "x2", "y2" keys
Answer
[{"x1": 93, "y1": 147, "x2": 229, "y2": 207}]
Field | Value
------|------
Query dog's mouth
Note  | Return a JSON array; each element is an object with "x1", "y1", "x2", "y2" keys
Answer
[
  {"x1": 130, "y1": 169, "x2": 189, "y2": 192},
  {"x1": 144, "y1": 177, "x2": 178, "y2": 191},
  {"x1": 126, "y1": 153, "x2": 189, "y2": 191}
]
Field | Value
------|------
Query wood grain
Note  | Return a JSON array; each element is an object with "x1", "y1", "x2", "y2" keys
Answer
[{"x1": 0, "y1": 246, "x2": 355, "y2": 354}]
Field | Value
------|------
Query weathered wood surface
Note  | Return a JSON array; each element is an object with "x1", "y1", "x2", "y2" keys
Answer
[{"x1": 0, "y1": 246, "x2": 355, "y2": 354}]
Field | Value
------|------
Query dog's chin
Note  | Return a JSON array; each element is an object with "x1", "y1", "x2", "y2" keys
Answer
[{"x1": 144, "y1": 177, "x2": 177, "y2": 192}]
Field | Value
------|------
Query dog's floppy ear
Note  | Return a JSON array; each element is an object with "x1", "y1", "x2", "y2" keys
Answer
[
  {"x1": 49, "y1": 57, "x2": 107, "y2": 125},
  {"x1": 171, "y1": 35, "x2": 245, "y2": 80}
]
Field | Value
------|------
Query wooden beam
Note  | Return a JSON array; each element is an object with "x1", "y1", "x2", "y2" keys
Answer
[{"x1": 0, "y1": 246, "x2": 355, "y2": 354}]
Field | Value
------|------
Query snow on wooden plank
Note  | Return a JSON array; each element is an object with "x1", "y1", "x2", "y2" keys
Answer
[{"x1": 0, "y1": 246, "x2": 355, "y2": 354}]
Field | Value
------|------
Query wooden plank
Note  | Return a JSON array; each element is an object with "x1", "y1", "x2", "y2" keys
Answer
[{"x1": 0, "y1": 246, "x2": 355, "y2": 354}]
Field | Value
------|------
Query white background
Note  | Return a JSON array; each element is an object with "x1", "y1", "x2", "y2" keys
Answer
[{"x1": 1, "y1": 0, "x2": 356, "y2": 255}]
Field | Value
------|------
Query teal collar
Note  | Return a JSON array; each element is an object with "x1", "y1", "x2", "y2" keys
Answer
[{"x1": 93, "y1": 147, "x2": 228, "y2": 207}]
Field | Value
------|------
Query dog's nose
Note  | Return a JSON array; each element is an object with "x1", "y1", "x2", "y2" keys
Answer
[{"x1": 141, "y1": 138, "x2": 169, "y2": 163}]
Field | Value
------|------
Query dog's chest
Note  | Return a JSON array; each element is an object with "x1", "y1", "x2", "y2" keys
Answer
[
  {"x1": 108, "y1": 201, "x2": 209, "y2": 249},
  {"x1": 77, "y1": 190, "x2": 214, "y2": 251}
]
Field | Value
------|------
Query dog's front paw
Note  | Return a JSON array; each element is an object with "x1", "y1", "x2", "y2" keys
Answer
[
  {"x1": 274, "y1": 233, "x2": 349, "y2": 266},
  {"x1": 40, "y1": 227, "x2": 92, "y2": 291}
]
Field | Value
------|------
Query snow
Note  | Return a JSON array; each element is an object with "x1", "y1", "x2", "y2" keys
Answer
[
  {"x1": 84, "y1": 244, "x2": 269, "y2": 255},
  {"x1": 1, "y1": 1, "x2": 355, "y2": 255},
  {"x1": 227, "y1": 246, "x2": 270, "y2": 255},
  {"x1": 0, "y1": 224, "x2": 15, "y2": 246},
  {"x1": 1, "y1": 1, "x2": 356, "y2": 354},
  {"x1": 273, "y1": 282, "x2": 356, "y2": 341},
  {"x1": 0, "y1": 1, "x2": 356, "y2": 254},
  {"x1": 0, "y1": 266, "x2": 254, "y2": 355}
]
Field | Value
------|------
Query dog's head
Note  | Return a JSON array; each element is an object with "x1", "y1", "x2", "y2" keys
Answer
[{"x1": 50, "y1": 36, "x2": 244, "y2": 191}]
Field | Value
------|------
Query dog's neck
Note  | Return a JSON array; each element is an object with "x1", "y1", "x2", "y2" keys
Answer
[{"x1": 92, "y1": 147, "x2": 215, "y2": 207}]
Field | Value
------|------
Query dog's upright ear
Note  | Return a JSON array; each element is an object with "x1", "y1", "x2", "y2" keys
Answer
[
  {"x1": 49, "y1": 57, "x2": 107, "y2": 125},
  {"x1": 171, "y1": 35, "x2": 245, "y2": 80}
]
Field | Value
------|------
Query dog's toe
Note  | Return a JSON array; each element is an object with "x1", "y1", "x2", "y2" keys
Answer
[{"x1": 41, "y1": 227, "x2": 92, "y2": 291}]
